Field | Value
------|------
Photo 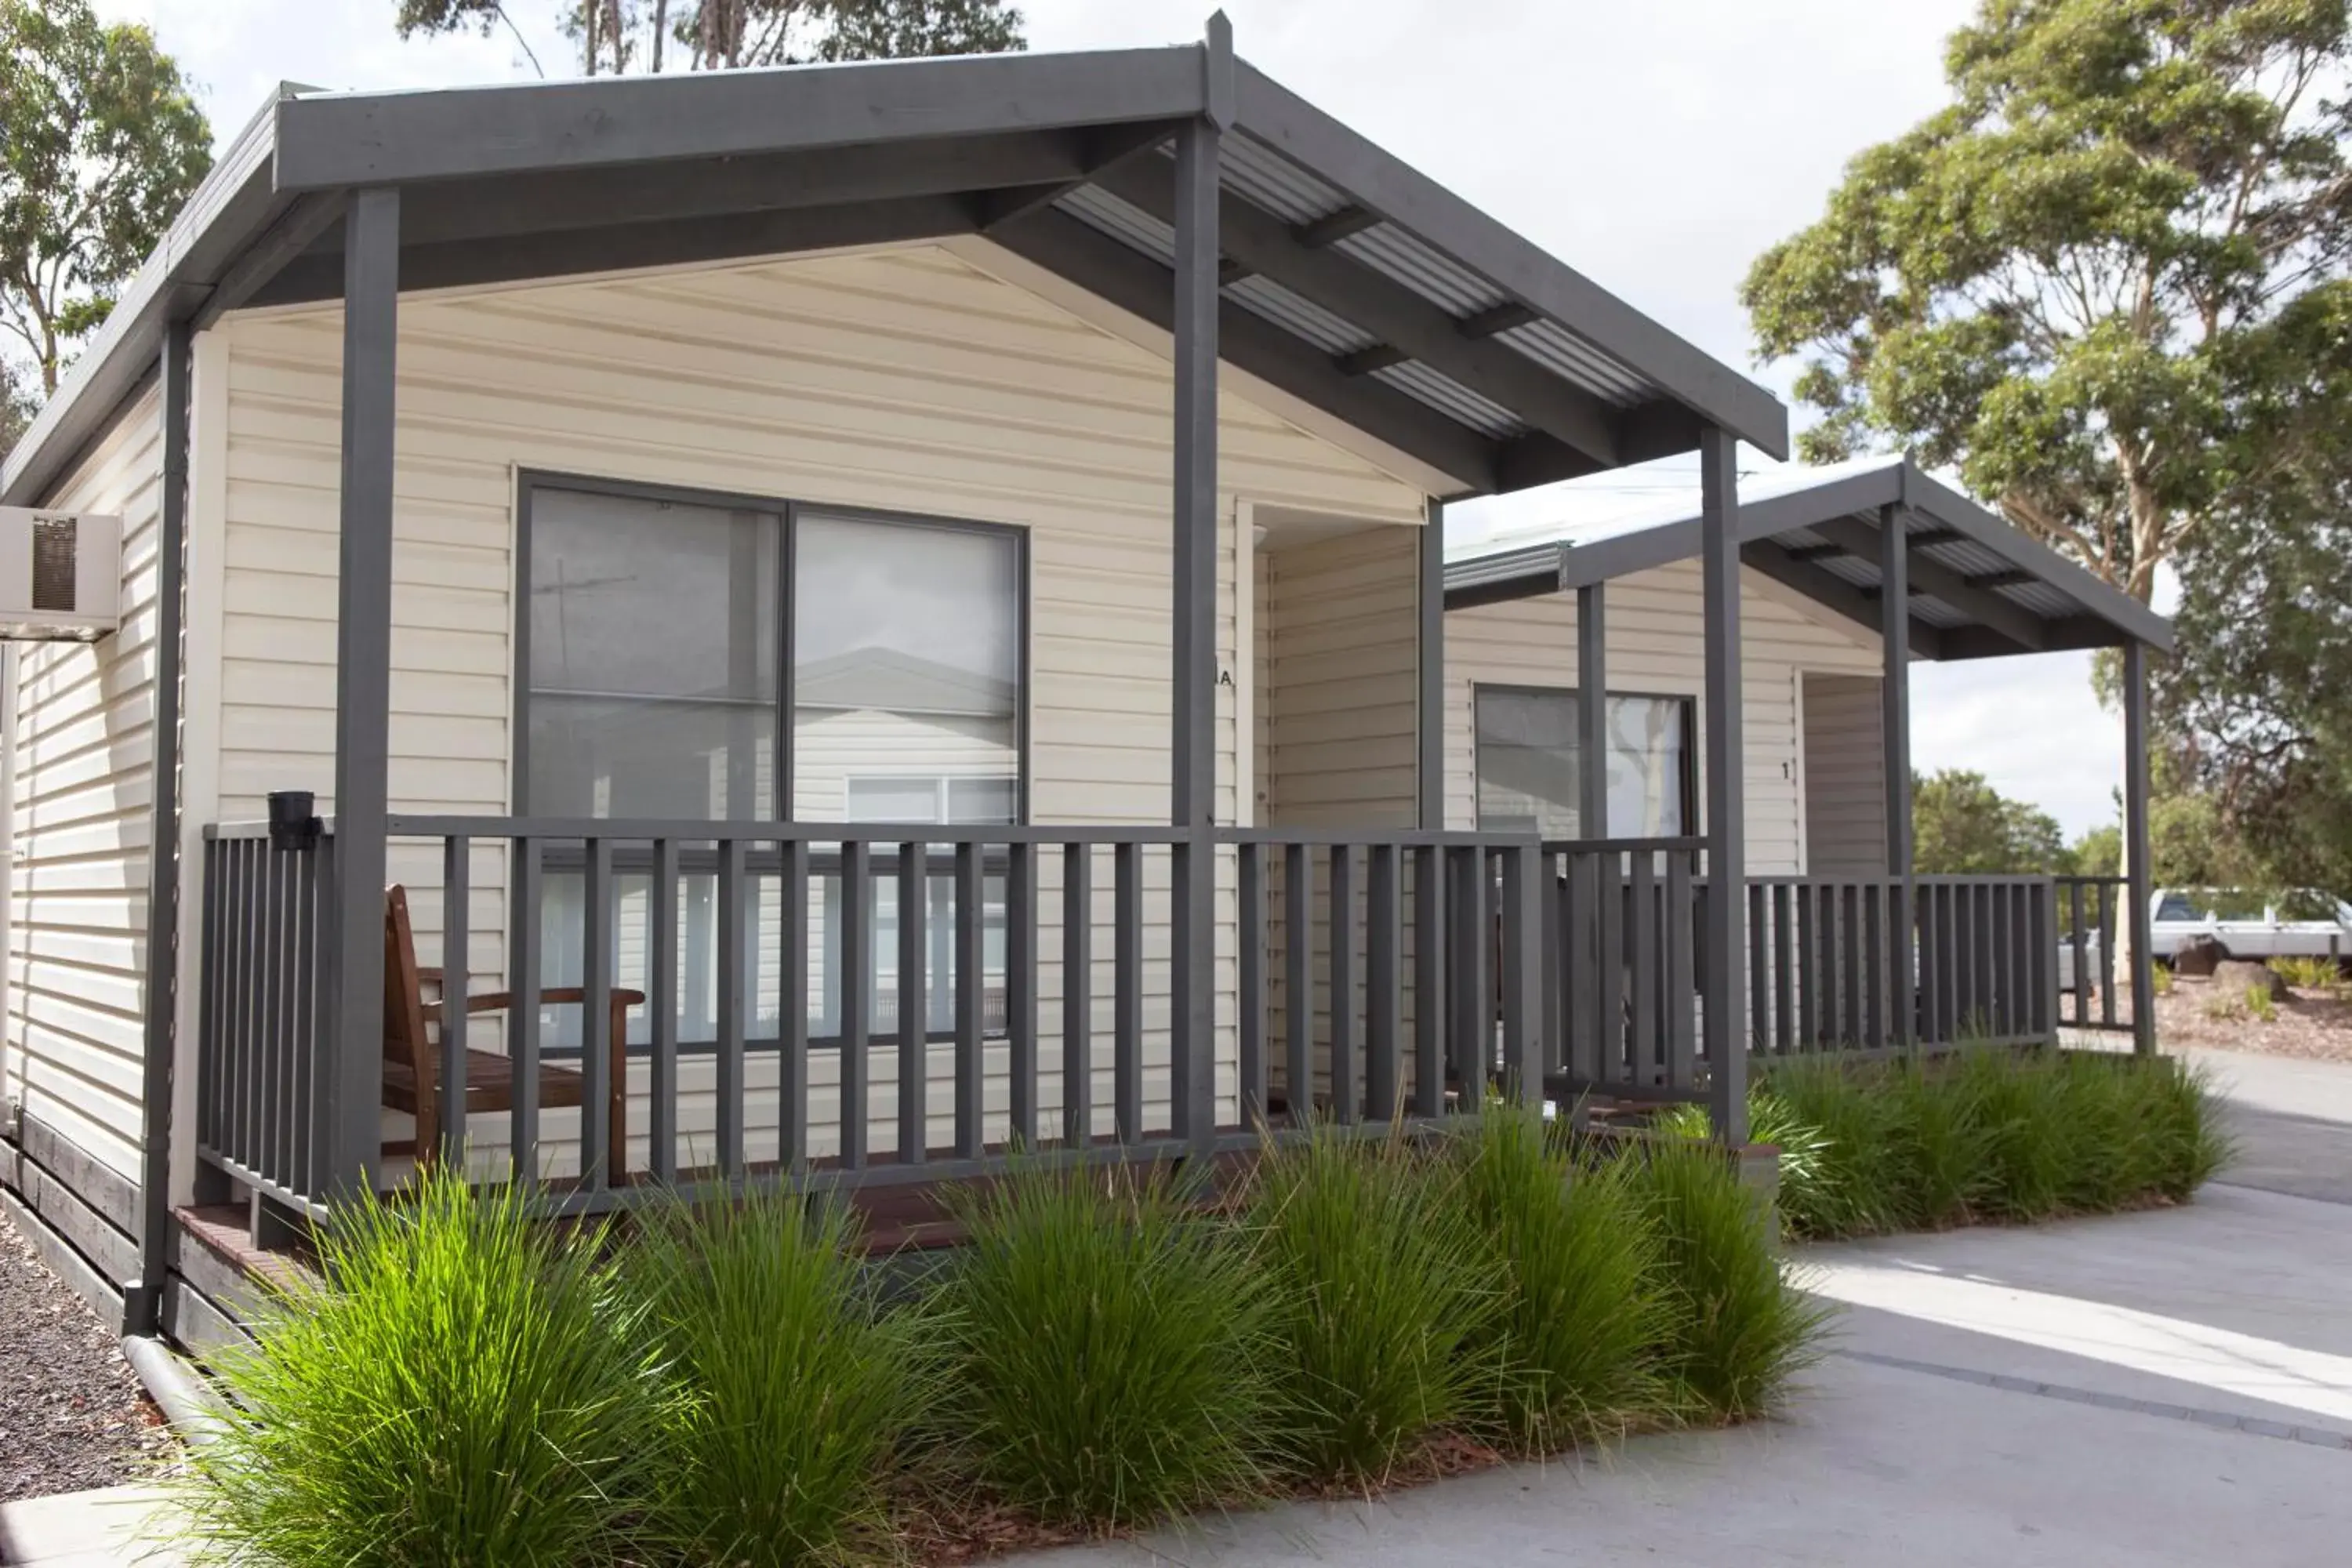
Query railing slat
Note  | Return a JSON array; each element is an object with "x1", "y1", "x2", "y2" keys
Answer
[
  {"x1": 1113, "y1": 840, "x2": 1142, "y2": 1144},
  {"x1": 1570, "y1": 851, "x2": 1599, "y2": 1080},
  {"x1": 652, "y1": 837, "x2": 680, "y2": 1185},
  {"x1": 780, "y1": 840, "x2": 809, "y2": 1178},
  {"x1": 1864, "y1": 880, "x2": 1886, "y2": 1051},
  {"x1": 895, "y1": 840, "x2": 927, "y2": 1166},
  {"x1": 1746, "y1": 880, "x2": 1768, "y2": 1056},
  {"x1": 1287, "y1": 843, "x2": 1312, "y2": 1119},
  {"x1": 580, "y1": 837, "x2": 612, "y2": 1192},
  {"x1": 1773, "y1": 881, "x2": 1794, "y2": 1056},
  {"x1": 1062, "y1": 841, "x2": 1091, "y2": 1146},
  {"x1": 509, "y1": 837, "x2": 543, "y2": 1188},
  {"x1": 840, "y1": 840, "x2": 870, "y2": 1170},
  {"x1": 1330, "y1": 844, "x2": 1357, "y2": 1123},
  {"x1": 440, "y1": 836, "x2": 471, "y2": 1171},
  {"x1": 1628, "y1": 855, "x2": 1658, "y2": 1084},
  {"x1": 1239, "y1": 841, "x2": 1265, "y2": 1127},
  {"x1": 1501, "y1": 844, "x2": 1544, "y2": 1103},
  {"x1": 1841, "y1": 883, "x2": 1862, "y2": 1051},
  {"x1": 716, "y1": 837, "x2": 746, "y2": 1181},
  {"x1": 1664, "y1": 849, "x2": 1695, "y2": 1089},
  {"x1": 1411, "y1": 844, "x2": 1445, "y2": 1118},
  {"x1": 1595, "y1": 851, "x2": 1623, "y2": 1085},
  {"x1": 1007, "y1": 840, "x2": 1038, "y2": 1149},
  {"x1": 954, "y1": 840, "x2": 985, "y2": 1162}
]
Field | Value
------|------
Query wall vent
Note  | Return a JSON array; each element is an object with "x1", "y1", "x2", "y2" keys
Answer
[
  {"x1": 0, "y1": 510, "x2": 121, "y2": 641},
  {"x1": 30, "y1": 517, "x2": 77, "y2": 612}
]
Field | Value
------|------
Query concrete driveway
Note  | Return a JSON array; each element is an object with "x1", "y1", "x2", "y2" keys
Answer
[{"x1": 1009, "y1": 1049, "x2": 2352, "y2": 1567}]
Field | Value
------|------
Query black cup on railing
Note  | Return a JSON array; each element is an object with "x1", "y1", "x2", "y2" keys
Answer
[{"x1": 267, "y1": 789, "x2": 322, "y2": 852}]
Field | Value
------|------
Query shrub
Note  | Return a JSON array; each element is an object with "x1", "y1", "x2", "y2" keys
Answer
[
  {"x1": 2245, "y1": 984, "x2": 2279, "y2": 1023},
  {"x1": 938, "y1": 1161, "x2": 1277, "y2": 1529},
  {"x1": 1878, "y1": 1056, "x2": 1994, "y2": 1229},
  {"x1": 1250, "y1": 1126, "x2": 1499, "y2": 1483},
  {"x1": 2270, "y1": 955, "x2": 2335, "y2": 991},
  {"x1": 629, "y1": 1187, "x2": 934, "y2": 1567},
  {"x1": 2151, "y1": 961, "x2": 2175, "y2": 996},
  {"x1": 178, "y1": 1169, "x2": 666, "y2": 1568},
  {"x1": 1957, "y1": 1048, "x2": 2080, "y2": 1221},
  {"x1": 2202, "y1": 989, "x2": 2246, "y2": 1022},
  {"x1": 1630, "y1": 1135, "x2": 1830, "y2": 1423},
  {"x1": 1452, "y1": 1110, "x2": 1669, "y2": 1450}
]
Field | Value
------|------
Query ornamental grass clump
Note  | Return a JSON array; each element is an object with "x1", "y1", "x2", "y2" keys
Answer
[
  {"x1": 938, "y1": 1160, "x2": 1279, "y2": 1530},
  {"x1": 628, "y1": 1186, "x2": 935, "y2": 1568},
  {"x1": 1451, "y1": 1109, "x2": 1670, "y2": 1450},
  {"x1": 177, "y1": 1167, "x2": 666, "y2": 1568},
  {"x1": 1250, "y1": 1124, "x2": 1501, "y2": 1484},
  {"x1": 1630, "y1": 1134, "x2": 1830, "y2": 1423}
]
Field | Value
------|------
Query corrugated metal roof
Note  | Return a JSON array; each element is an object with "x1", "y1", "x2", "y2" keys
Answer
[
  {"x1": 1224, "y1": 274, "x2": 1377, "y2": 355},
  {"x1": 1374, "y1": 360, "x2": 1526, "y2": 439},
  {"x1": 1058, "y1": 184, "x2": 1174, "y2": 263},
  {"x1": 1219, "y1": 132, "x2": 1349, "y2": 226},
  {"x1": 1493, "y1": 320, "x2": 1655, "y2": 408}
]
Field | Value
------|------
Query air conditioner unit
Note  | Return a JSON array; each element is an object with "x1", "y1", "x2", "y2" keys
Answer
[{"x1": 0, "y1": 508, "x2": 121, "y2": 641}]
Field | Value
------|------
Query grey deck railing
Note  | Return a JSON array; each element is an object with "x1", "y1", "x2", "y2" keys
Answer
[
  {"x1": 2055, "y1": 873, "x2": 2132, "y2": 1033},
  {"x1": 194, "y1": 822, "x2": 335, "y2": 1219}
]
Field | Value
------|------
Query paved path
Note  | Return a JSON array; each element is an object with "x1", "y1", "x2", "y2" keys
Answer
[
  {"x1": 0, "y1": 1487, "x2": 176, "y2": 1568},
  {"x1": 2180, "y1": 1045, "x2": 2352, "y2": 1205}
]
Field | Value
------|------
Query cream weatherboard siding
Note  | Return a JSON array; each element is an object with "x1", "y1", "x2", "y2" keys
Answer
[
  {"x1": 209, "y1": 241, "x2": 1427, "y2": 1176},
  {"x1": 1444, "y1": 562, "x2": 1883, "y2": 872},
  {"x1": 1802, "y1": 673, "x2": 1891, "y2": 877},
  {"x1": 3, "y1": 386, "x2": 163, "y2": 1183}
]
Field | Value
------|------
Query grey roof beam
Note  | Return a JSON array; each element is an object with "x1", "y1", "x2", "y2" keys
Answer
[
  {"x1": 1808, "y1": 514, "x2": 2047, "y2": 652},
  {"x1": 1093, "y1": 156, "x2": 1623, "y2": 470},
  {"x1": 1442, "y1": 541, "x2": 1568, "y2": 609},
  {"x1": 975, "y1": 121, "x2": 1180, "y2": 232},
  {"x1": 249, "y1": 194, "x2": 978, "y2": 308},
  {"x1": 1966, "y1": 567, "x2": 2037, "y2": 589},
  {"x1": 1905, "y1": 526, "x2": 1966, "y2": 549},
  {"x1": 366, "y1": 131, "x2": 1108, "y2": 246},
  {"x1": 1232, "y1": 62, "x2": 1787, "y2": 458},
  {"x1": 1295, "y1": 204, "x2": 1377, "y2": 248},
  {"x1": 191, "y1": 191, "x2": 347, "y2": 329},
  {"x1": 994, "y1": 206, "x2": 1498, "y2": 493},
  {"x1": 1494, "y1": 434, "x2": 1610, "y2": 490},
  {"x1": 274, "y1": 45, "x2": 1208, "y2": 190},
  {"x1": 1459, "y1": 302, "x2": 1538, "y2": 339},
  {"x1": 1743, "y1": 539, "x2": 1944, "y2": 658},
  {"x1": 1940, "y1": 617, "x2": 2137, "y2": 659},
  {"x1": 1336, "y1": 344, "x2": 1410, "y2": 376},
  {"x1": 1785, "y1": 540, "x2": 1846, "y2": 562}
]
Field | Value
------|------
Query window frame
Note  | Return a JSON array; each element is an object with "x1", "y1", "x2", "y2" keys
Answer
[
  {"x1": 511, "y1": 470, "x2": 1033, "y2": 827},
  {"x1": 1470, "y1": 681, "x2": 1700, "y2": 840}
]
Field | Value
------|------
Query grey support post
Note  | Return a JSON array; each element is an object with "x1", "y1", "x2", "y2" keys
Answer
[
  {"x1": 2122, "y1": 640, "x2": 2157, "y2": 1055},
  {"x1": 328, "y1": 187, "x2": 401, "y2": 1197},
  {"x1": 1879, "y1": 504, "x2": 1913, "y2": 1048},
  {"x1": 126, "y1": 320, "x2": 191, "y2": 1338},
  {"x1": 1577, "y1": 583, "x2": 1607, "y2": 838},
  {"x1": 1169, "y1": 17, "x2": 1230, "y2": 1148},
  {"x1": 1698, "y1": 426, "x2": 1748, "y2": 1142},
  {"x1": 1418, "y1": 497, "x2": 1445, "y2": 829}
]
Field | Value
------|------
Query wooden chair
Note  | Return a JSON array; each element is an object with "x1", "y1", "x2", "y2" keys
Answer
[{"x1": 379, "y1": 884, "x2": 641, "y2": 1180}]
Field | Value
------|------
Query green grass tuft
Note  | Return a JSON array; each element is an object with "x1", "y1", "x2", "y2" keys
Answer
[
  {"x1": 1250, "y1": 1124, "x2": 1501, "y2": 1484},
  {"x1": 1630, "y1": 1135, "x2": 1831, "y2": 1423},
  {"x1": 1451, "y1": 1109, "x2": 1671, "y2": 1450},
  {"x1": 938, "y1": 1160, "x2": 1279, "y2": 1529},
  {"x1": 177, "y1": 1167, "x2": 667, "y2": 1568},
  {"x1": 628, "y1": 1186, "x2": 935, "y2": 1567}
]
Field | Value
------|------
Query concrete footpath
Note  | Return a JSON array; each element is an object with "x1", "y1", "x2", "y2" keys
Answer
[{"x1": 0, "y1": 1488, "x2": 176, "y2": 1568}]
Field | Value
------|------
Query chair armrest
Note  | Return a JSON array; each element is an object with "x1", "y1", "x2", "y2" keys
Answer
[{"x1": 423, "y1": 987, "x2": 648, "y2": 1021}]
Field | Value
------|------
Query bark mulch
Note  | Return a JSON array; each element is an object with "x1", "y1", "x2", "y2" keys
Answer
[
  {"x1": 2153, "y1": 975, "x2": 2352, "y2": 1065},
  {"x1": 0, "y1": 1208, "x2": 175, "y2": 1502}
]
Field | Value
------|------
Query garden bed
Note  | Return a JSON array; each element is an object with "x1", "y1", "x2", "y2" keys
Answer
[
  {"x1": 168, "y1": 1117, "x2": 1824, "y2": 1567},
  {"x1": 0, "y1": 1209, "x2": 174, "y2": 1501}
]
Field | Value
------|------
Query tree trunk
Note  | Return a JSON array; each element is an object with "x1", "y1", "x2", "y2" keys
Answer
[{"x1": 652, "y1": 0, "x2": 667, "y2": 71}]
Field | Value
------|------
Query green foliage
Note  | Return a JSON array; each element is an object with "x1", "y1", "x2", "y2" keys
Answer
[
  {"x1": 395, "y1": 0, "x2": 1022, "y2": 76},
  {"x1": 2203, "y1": 987, "x2": 2247, "y2": 1022},
  {"x1": 2066, "y1": 822, "x2": 2121, "y2": 878},
  {"x1": 1629, "y1": 1137, "x2": 1830, "y2": 1423},
  {"x1": 1912, "y1": 768, "x2": 2068, "y2": 874},
  {"x1": 2152, "y1": 960, "x2": 2176, "y2": 995},
  {"x1": 2245, "y1": 982, "x2": 2280, "y2": 1022},
  {"x1": 628, "y1": 1187, "x2": 935, "y2": 1568},
  {"x1": 1450, "y1": 1110, "x2": 1672, "y2": 1449},
  {"x1": 176, "y1": 1169, "x2": 668, "y2": 1568},
  {"x1": 1743, "y1": 0, "x2": 2352, "y2": 603},
  {"x1": 1250, "y1": 1125, "x2": 1500, "y2": 1484},
  {"x1": 2270, "y1": 954, "x2": 2337, "y2": 989},
  {"x1": 1665, "y1": 1051, "x2": 2227, "y2": 1240},
  {"x1": 1, "y1": 0, "x2": 212, "y2": 397},
  {"x1": 938, "y1": 1161, "x2": 1277, "y2": 1529}
]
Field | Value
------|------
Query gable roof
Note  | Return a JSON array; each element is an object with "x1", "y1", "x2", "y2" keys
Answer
[
  {"x1": 1, "y1": 20, "x2": 1785, "y2": 510},
  {"x1": 1443, "y1": 454, "x2": 2173, "y2": 658}
]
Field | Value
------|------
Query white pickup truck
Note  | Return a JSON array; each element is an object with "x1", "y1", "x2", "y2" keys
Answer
[{"x1": 2151, "y1": 887, "x2": 2352, "y2": 964}]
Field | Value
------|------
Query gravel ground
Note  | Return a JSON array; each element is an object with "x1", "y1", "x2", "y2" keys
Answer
[
  {"x1": 2154, "y1": 975, "x2": 2352, "y2": 1064},
  {"x1": 0, "y1": 1210, "x2": 174, "y2": 1502}
]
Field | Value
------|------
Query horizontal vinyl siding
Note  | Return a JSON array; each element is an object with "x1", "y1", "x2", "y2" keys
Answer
[
  {"x1": 215, "y1": 243, "x2": 1425, "y2": 1172},
  {"x1": 1444, "y1": 562, "x2": 1882, "y2": 873},
  {"x1": 1802, "y1": 673, "x2": 1889, "y2": 877},
  {"x1": 6, "y1": 387, "x2": 163, "y2": 1181}
]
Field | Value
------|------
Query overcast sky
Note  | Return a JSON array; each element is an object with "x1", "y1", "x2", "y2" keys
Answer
[{"x1": 90, "y1": 0, "x2": 2132, "y2": 837}]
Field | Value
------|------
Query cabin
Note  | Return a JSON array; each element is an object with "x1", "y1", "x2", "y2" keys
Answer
[{"x1": 0, "y1": 20, "x2": 2165, "y2": 1353}]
